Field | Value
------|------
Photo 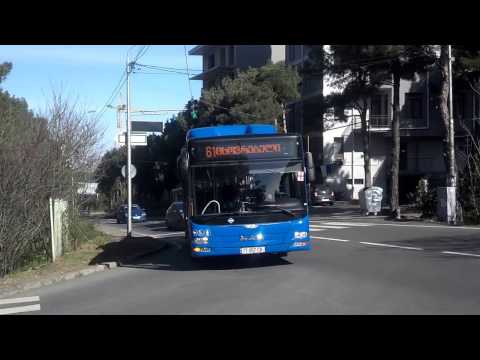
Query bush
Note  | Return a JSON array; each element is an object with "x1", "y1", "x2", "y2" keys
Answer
[
  {"x1": 0, "y1": 64, "x2": 102, "y2": 277},
  {"x1": 413, "y1": 179, "x2": 437, "y2": 218}
]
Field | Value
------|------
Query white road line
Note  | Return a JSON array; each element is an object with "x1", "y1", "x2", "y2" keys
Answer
[
  {"x1": 153, "y1": 233, "x2": 184, "y2": 238},
  {"x1": 312, "y1": 220, "x2": 480, "y2": 231},
  {"x1": 362, "y1": 223, "x2": 480, "y2": 230},
  {"x1": 359, "y1": 242, "x2": 423, "y2": 251},
  {"x1": 0, "y1": 304, "x2": 41, "y2": 315},
  {"x1": 0, "y1": 296, "x2": 40, "y2": 306},
  {"x1": 441, "y1": 251, "x2": 480, "y2": 258},
  {"x1": 311, "y1": 236, "x2": 350, "y2": 242},
  {"x1": 134, "y1": 232, "x2": 183, "y2": 238},
  {"x1": 321, "y1": 222, "x2": 376, "y2": 227},
  {"x1": 310, "y1": 225, "x2": 348, "y2": 229}
]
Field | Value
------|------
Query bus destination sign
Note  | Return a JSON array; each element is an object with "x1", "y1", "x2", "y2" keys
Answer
[{"x1": 190, "y1": 137, "x2": 299, "y2": 161}]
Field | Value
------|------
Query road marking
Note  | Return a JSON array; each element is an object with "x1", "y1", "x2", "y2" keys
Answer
[
  {"x1": 321, "y1": 222, "x2": 376, "y2": 227},
  {"x1": 134, "y1": 231, "x2": 183, "y2": 238},
  {"x1": 441, "y1": 251, "x2": 480, "y2": 258},
  {"x1": 310, "y1": 225, "x2": 348, "y2": 229},
  {"x1": 153, "y1": 232, "x2": 184, "y2": 238},
  {"x1": 359, "y1": 242, "x2": 423, "y2": 251},
  {"x1": 0, "y1": 304, "x2": 41, "y2": 315},
  {"x1": 311, "y1": 236, "x2": 350, "y2": 242},
  {"x1": 363, "y1": 223, "x2": 480, "y2": 230},
  {"x1": 0, "y1": 296, "x2": 39, "y2": 306}
]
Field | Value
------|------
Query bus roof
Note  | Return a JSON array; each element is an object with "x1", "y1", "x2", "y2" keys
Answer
[{"x1": 186, "y1": 124, "x2": 277, "y2": 140}]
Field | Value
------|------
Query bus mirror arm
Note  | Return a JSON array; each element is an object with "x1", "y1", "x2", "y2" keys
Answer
[{"x1": 305, "y1": 152, "x2": 315, "y2": 183}]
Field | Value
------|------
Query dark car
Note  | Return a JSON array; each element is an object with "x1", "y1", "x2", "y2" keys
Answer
[
  {"x1": 116, "y1": 204, "x2": 147, "y2": 224},
  {"x1": 165, "y1": 202, "x2": 185, "y2": 230},
  {"x1": 311, "y1": 185, "x2": 335, "y2": 206}
]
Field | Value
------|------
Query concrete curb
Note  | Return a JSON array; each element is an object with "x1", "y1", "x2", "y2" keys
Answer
[
  {"x1": 0, "y1": 264, "x2": 109, "y2": 299},
  {"x1": 0, "y1": 242, "x2": 171, "y2": 299}
]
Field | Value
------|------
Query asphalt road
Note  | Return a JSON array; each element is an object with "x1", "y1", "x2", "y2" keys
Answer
[{"x1": 6, "y1": 206, "x2": 480, "y2": 314}]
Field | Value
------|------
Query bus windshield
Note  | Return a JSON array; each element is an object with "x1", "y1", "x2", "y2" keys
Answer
[{"x1": 191, "y1": 160, "x2": 306, "y2": 217}]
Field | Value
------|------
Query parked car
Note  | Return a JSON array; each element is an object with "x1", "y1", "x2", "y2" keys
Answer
[
  {"x1": 165, "y1": 202, "x2": 186, "y2": 230},
  {"x1": 116, "y1": 204, "x2": 147, "y2": 223},
  {"x1": 311, "y1": 185, "x2": 335, "y2": 206}
]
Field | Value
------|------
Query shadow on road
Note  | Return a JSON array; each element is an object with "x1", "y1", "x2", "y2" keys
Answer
[
  {"x1": 89, "y1": 236, "x2": 292, "y2": 271},
  {"x1": 121, "y1": 243, "x2": 293, "y2": 271},
  {"x1": 390, "y1": 233, "x2": 480, "y2": 254},
  {"x1": 89, "y1": 236, "x2": 167, "y2": 266}
]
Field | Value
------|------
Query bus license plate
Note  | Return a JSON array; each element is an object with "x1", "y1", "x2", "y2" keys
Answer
[{"x1": 241, "y1": 247, "x2": 265, "y2": 255}]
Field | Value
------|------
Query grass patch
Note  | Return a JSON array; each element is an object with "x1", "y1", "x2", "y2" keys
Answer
[{"x1": 0, "y1": 219, "x2": 113, "y2": 293}]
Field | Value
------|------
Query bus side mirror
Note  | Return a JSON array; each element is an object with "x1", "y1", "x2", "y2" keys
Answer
[{"x1": 305, "y1": 152, "x2": 315, "y2": 183}]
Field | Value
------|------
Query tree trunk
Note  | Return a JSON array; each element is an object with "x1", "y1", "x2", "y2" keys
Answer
[
  {"x1": 360, "y1": 110, "x2": 372, "y2": 188},
  {"x1": 439, "y1": 45, "x2": 456, "y2": 187},
  {"x1": 391, "y1": 70, "x2": 401, "y2": 219}
]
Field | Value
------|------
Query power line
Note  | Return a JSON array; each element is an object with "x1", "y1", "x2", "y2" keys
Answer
[
  {"x1": 135, "y1": 63, "x2": 202, "y2": 73},
  {"x1": 184, "y1": 45, "x2": 193, "y2": 99},
  {"x1": 133, "y1": 45, "x2": 150, "y2": 63},
  {"x1": 94, "y1": 71, "x2": 127, "y2": 122},
  {"x1": 133, "y1": 70, "x2": 193, "y2": 76}
]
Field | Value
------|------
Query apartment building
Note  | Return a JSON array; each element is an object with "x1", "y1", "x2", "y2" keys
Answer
[
  {"x1": 188, "y1": 45, "x2": 286, "y2": 89},
  {"x1": 286, "y1": 45, "x2": 480, "y2": 203},
  {"x1": 326, "y1": 71, "x2": 479, "y2": 202},
  {"x1": 285, "y1": 45, "x2": 325, "y2": 183}
]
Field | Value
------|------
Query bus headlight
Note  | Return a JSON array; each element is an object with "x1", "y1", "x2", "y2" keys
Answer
[
  {"x1": 193, "y1": 237, "x2": 209, "y2": 245},
  {"x1": 294, "y1": 231, "x2": 308, "y2": 239},
  {"x1": 192, "y1": 229, "x2": 210, "y2": 237},
  {"x1": 193, "y1": 247, "x2": 211, "y2": 253}
]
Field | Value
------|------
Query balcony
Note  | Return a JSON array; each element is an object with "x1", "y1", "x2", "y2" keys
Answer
[
  {"x1": 369, "y1": 115, "x2": 391, "y2": 130},
  {"x1": 368, "y1": 115, "x2": 429, "y2": 131}
]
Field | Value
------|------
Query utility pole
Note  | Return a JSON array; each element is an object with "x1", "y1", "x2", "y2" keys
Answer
[
  {"x1": 448, "y1": 45, "x2": 456, "y2": 188},
  {"x1": 448, "y1": 44, "x2": 457, "y2": 225},
  {"x1": 126, "y1": 57, "x2": 133, "y2": 238},
  {"x1": 351, "y1": 111, "x2": 355, "y2": 201}
]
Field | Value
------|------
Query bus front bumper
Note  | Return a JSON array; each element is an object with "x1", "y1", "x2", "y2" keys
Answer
[{"x1": 191, "y1": 241, "x2": 311, "y2": 257}]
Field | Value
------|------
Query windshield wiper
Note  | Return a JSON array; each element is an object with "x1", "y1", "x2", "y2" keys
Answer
[{"x1": 255, "y1": 205, "x2": 297, "y2": 217}]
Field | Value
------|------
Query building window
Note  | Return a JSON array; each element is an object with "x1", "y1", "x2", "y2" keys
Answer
[
  {"x1": 473, "y1": 94, "x2": 480, "y2": 119},
  {"x1": 370, "y1": 92, "x2": 389, "y2": 117},
  {"x1": 346, "y1": 179, "x2": 353, "y2": 185},
  {"x1": 370, "y1": 92, "x2": 390, "y2": 127},
  {"x1": 208, "y1": 53, "x2": 215, "y2": 69},
  {"x1": 288, "y1": 46, "x2": 297, "y2": 62},
  {"x1": 228, "y1": 46, "x2": 235, "y2": 66},
  {"x1": 405, "y1": 93, "x2": 423, "y2": 119},
  {"x1": 333, "y1": 137, "x2": 344, "y2": 160},
  {"x1": 400, "y1": 141, "x2": 408, "y2": 171},
  {"x1": 454, "y1": 94, "x2": 465, "y2": 120},
  {"x1": 220, "y1": 48, "x2": 226, "y2": 66},
  {"x1": 354, "y1": 179, "x2": 364, "y2": 185}
]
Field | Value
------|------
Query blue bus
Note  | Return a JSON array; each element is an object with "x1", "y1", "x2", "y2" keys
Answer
[{"x1": 177, "y1": 124, "x2": 315, "y2": 259}]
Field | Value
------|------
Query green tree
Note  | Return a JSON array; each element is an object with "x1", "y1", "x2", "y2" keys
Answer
[
  {"x1": 0, "y1": 62, "x2": 12, "y2": 83},
  {"x1": 327, "y1": 45, "x2": 391, "y2": 188},
  {"x1": 364, "y1": 45, "x2": 436, "y2": 218},
  {"x1": 95, "y1": 147, "x2": 127, "y2": 209},
  {"x1": 200, "y1": 62, "x2": 300, "y2": 128}
]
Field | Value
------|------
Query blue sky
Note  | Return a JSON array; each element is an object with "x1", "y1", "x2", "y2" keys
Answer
[{"x1": 0, "y1": 45, "x2": 202, "y2": 151}]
